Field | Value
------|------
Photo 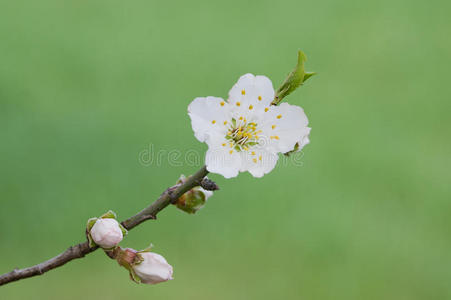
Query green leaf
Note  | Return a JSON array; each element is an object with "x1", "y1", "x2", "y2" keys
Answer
[
  {"x1": 139, "y1": 243, "x2": 154, "y2": 253},
  {"x1": 86, "y1": 217, "x2": 98, "y2": 232},
  {"x1": 303, "y1": 72, "x2": 316, "y2": 83},
  {"x1": 119, "y1": 223, "x2": 128, "y2": 237},
  {"x1": 129, "y1": 268, "x2": 142, "y2": 284},
  {"x1": 272, "y1": 50, "x2": 315, "y2": 105},
  {"x1": 101, "y1": 210, "x2": 117, "y2": 219},
  {"x1": 87, "y1": 233, "x2": 97, "y2": 248},
  {"x1": 283, "y1": 142, "x2": 300, "y2": 156}
]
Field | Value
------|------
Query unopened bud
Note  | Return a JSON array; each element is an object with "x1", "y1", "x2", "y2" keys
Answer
[
  {"x1": 133, "y1": 252, "x2": 173, "y2": 285},
  {"x1": 174, "y1": 175, "x2": 214, "y2": 214},
  {"x1": 115, "y1": 245, "x2": 173, "y2": 285},
  {"x1": 86, "y1": 210, "x2": 127, "y2": 249}
]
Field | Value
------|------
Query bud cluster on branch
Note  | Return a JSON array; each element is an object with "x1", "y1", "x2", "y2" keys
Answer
[{"x1": 85, "y1": 179, "x2": 217, "y2": 285}]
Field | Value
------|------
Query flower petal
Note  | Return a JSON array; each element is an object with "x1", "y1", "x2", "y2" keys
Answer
[
  {"x1": 188, "y1": 97, "x2": 230, "y2": 142},
  {"x1": 240, "y1": 148, "x2": 279, "y2": 178},
  {"x1": 228, "y1": 74, "x2": 275, "y2": 120},
  {"x1": 254, "y1": 75, "x2": 275, "y2": 106},
  {"x1": 205, "y1": 137, "x2": 242, "y2": 178},
  {"x1": 297, "y1": 127, "x2": 311, "y2": 151},
  {"x1": 260, "y1": 103, "x2": 310, "y2": 153}
]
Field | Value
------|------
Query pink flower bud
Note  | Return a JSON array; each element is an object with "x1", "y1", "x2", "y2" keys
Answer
[
  {"x1": 133, "y1": 252, "x2": 173, "y2": 285},
  {"x1": 90, "y1": 218, "x2": 123, "y2": 249}
]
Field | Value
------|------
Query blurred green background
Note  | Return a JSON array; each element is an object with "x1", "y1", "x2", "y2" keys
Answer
[{"x1": 1, "y1": 0, "x2": 450, "y2": 299}]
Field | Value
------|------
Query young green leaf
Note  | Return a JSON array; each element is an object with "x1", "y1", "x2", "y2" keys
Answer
[{"x1": 272, "y1": 50, "x2": 316, "y2": 105}]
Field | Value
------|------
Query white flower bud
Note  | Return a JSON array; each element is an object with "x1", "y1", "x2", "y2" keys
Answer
[
  {"x1": 133, "y1": 252, "x2": 173, "y2": 285},
  {"x1": 90, "y1": 218, "x2": 123, "y2": 249}
]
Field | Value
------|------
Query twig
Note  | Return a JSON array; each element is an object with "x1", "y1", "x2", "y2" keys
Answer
[{"x1": 0, "y1": 165, "x2": 210, "y2": 286}]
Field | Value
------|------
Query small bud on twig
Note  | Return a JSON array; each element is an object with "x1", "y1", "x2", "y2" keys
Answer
[
  {"x1": 114, "y1": 245, "x2": 173, "y2": 285},
  {"x1": 173, "y1": 175, "x2": 215, "y2": 214},
  {"x1": 86, "y1": 210, "x2": 127, "y2": 249},
  {"x1": 133, "y1": 252, "x2": 173, "y2": 285}
]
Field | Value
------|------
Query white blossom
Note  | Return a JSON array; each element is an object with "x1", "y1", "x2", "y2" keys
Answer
[
  {"x1": 90, "y1": 218, "x2": 123, "y2": 249},
  {"x1": 133, "y1": 252, "x2": 174, "y2": 285},
  {"x1": 188, "y1": 73, "x2": 310, "y2": 178}
]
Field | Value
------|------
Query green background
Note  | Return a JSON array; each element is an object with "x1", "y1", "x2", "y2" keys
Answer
[{"x1": 1, "y1": 0, "x2": 450, "y2": 299}]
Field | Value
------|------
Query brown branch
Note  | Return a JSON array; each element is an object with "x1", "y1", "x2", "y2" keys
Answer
[{"x1": 0, "y1": 165, "x2": 210, "y2": 286}]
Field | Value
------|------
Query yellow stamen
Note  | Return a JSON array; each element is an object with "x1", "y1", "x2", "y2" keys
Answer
[
  {"x1": 220, "y1": 101, "x2": 225, "y2": 106},
  {"x1": 239, "y1": 116, "x2": 243, "y2": 120},
  {"x1": 241, "y1": 89, "x2": 245, "y2": 95},
  {"x1": 258, "y1": 96, "x2": 262, "y2": 101},
  {"x1": 272, "y1": 125, "x2": 276, "y2": 129},
  {"x1": 277, "y1": 115, "x2": 282, "y2": 119},
  {"x1": 253, "y1": 158, "x2": 257, "y2": 163},
  {"x1": 259, "y1": 155, "x2": 262, "y2": 161},
  {"x1": 212, "y1": 120, "x2": 216, "y2": 124},
  {"x1": 236, "y1": 102, "x2": 241, "y2": 106},
  {"x1": 249, "y1": 105, "x2": 253, "y2": 110},
  {"x1": 264, "y1": 108, "x2": 269, "y2": 112},
  {"x1": 222, "y1": 143, "x2": 226, "y2": 147},
  {"x1": 229, "y1": 150, "x2": 233, "y2": 154},
  {"x1": 274, "y1": 135, "x2": 279, "y2": 140},
  {"x1": 224, "y1": 121, "x2": 227, "y2": 125},
  {"x1": 251, "y1": 151, "x2": 256, "y2": 155}
]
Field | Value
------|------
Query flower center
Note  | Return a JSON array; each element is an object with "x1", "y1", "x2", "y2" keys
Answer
[{"x1": 225, "y1": 118, "x2": 261, "y2": 152}]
